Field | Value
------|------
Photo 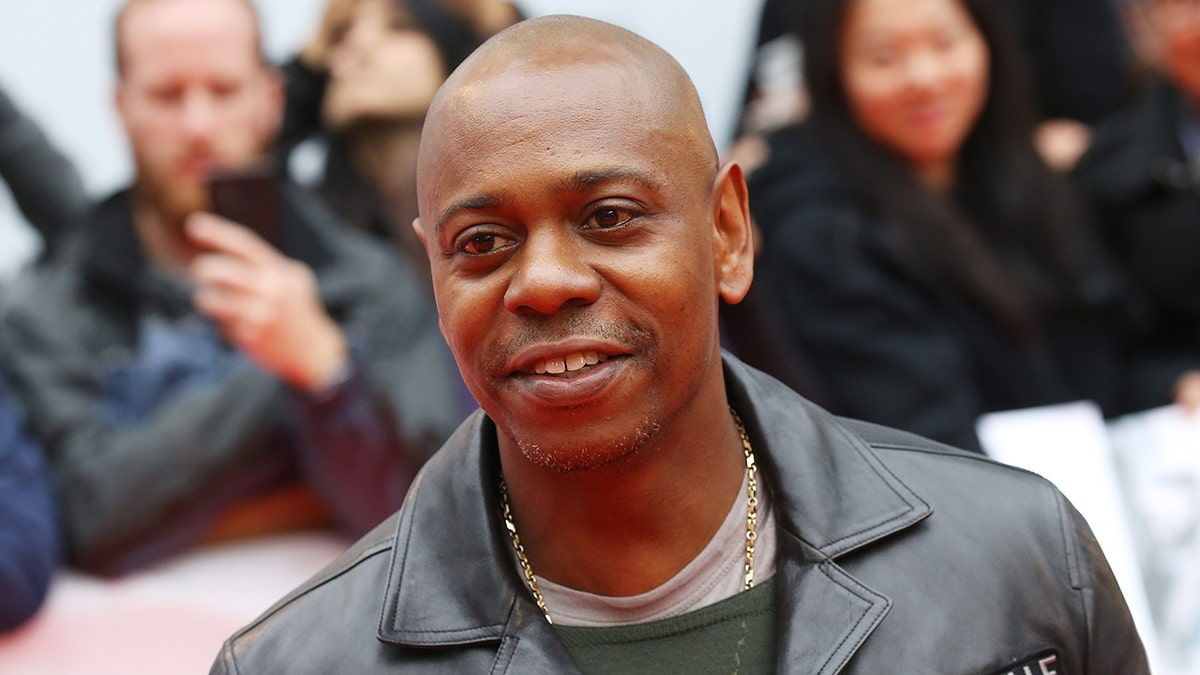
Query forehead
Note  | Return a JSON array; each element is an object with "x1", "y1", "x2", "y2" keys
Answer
[
  {"x1": 450, "y1": 58, "x2": 659, "y2": 138},
  {"x1": 358, "y1": 0, "x2": 411, "y2": 25},
  {"x1": 843, "y1": 0, "x2": 975, "y2": 39},
  {"x1": 421, "y1": 58, "x2": 697, "y2": 201},
  {"x1": 120, "y1": 0, "x2": 259, "y2": 79}
]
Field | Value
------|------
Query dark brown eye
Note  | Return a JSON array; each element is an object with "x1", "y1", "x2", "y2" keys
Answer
[
  {"x1": 587, "y1": 207, "x2": 634, "y2": 230},
  {"x1": 595, "y1": 209, "x2": 622, "y2": 227},
  {"x1": 461, "y1": 233, "x2": 498, "y2": 254}
]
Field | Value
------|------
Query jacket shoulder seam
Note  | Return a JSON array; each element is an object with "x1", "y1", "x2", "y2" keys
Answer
[{"x1": 228, "y1": 536, "x2": 396, "y2": 642}]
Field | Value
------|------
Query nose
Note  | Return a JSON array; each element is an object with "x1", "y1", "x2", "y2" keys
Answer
[
  {"x1": 180, "y1": 89, "x2": 216, "y2": 141},
  {"x1": 903, "y1": 48, "x2": 946, "y2": 90},
  {"x1": 503, "y1": 228, "x2": 602, "y2": 316},
  {"x1": 329, "y1": 10, "x2": 380, "y2": 73}
]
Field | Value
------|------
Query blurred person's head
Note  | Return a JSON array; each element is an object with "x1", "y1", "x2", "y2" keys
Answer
[
  {"x1": 796, "y1": 0, "x2": 1091, "y2": 340},
  {"x1": 314, "y1": 0, "x2": 520, "y2": 273},
  {"x1": 1124, "y1": 0, "x2": 1200, "y2": 105},
  {"x1": 835, "y1": 0, "x2": 989, "y2": 189},
  {"x1": 322, "y1": 0, "x2": 510, "y2": 131},
  {"x1": 322, "y1": 0, "x2": 448, "y2": 130},
  {"x1": 802, "y1": 0, "x2": 1034, "y2": 191},
  {"x1": 114, "y1": 0, "x2": 283, "y2": 229}
]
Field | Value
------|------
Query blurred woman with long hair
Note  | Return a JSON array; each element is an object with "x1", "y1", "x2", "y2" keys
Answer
[{"x1": 741, "y1": 0, "x2": 1144, "y2": 450}]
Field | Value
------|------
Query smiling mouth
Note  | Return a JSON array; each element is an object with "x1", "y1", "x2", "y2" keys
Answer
[{"x1": 532, "y1": 351, "x2": 609, "y2": 378}]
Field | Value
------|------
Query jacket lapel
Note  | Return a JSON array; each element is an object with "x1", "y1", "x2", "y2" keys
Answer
[
  {"x1": 773, "y1": 535, "x2": 891, "y2": 674},
  {"x1": 377, "y1": 355, "x2": 932, "y2": 673},
  {"x1": 375, "y1": 411, "x2": 580, "y2": 672},
  {"x1": 724, "y1": 355, "x2": 932, "y2": 673}
]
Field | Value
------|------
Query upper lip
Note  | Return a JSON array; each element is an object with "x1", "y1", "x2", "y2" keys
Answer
[{"x1": 507, "y1": 339, "x2": 627, "y2": 375}]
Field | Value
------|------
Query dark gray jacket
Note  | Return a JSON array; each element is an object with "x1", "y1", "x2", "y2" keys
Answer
[
  {"x1": 0, "y1": 184, "x2": 466, "y2": 574},
  {"x1": 0, "y1": 85, "x2": 89, "y2": 257},
  {"x1": 212, "y1": 354, "x2": 1148, "y2": 674},
  {"x1": 1074, "y1": 80, "x2": 1200, "y2": 402}
]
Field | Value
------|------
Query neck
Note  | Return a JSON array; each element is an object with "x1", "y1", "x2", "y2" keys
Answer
[
  {"x1": 345, "y1": 122, "x2": 429, "y2": 279},
  {"x1": 498, "y1": 396, "x2": 747, "y2": 597},
  {"x1": 131, "y1": 196, "x2": 201, "y2": 272},
  {"x1": 916, "y1": 157, "x2": 957, "y2": 194},
  {"x1": 346, "y1": 122, "x2": 423, "y2": 225}
]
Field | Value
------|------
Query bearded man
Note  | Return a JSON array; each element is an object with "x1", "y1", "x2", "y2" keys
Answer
[{"x1": 0, "y1": 0, "x2": 463, "y2": 575}]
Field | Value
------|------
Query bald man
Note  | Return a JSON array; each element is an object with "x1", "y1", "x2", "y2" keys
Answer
[{"x1": 212, "y1": 15, "x2": 1147, "y2": 674}]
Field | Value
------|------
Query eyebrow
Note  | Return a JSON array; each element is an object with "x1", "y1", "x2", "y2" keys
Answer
[
  {"x1": 434, "y1": 166, "x2": 663, "y2": 234},
  {"x1": 557, "y1": 167, "x2": 664, "y2": 194},
  {"x1": 435, "y1": 194, "x2": 504, "y2": 233}
]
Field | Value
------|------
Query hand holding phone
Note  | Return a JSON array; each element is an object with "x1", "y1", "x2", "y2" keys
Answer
[{"x1": 187, "y1": 210, "x2": 348, "y2": 391}]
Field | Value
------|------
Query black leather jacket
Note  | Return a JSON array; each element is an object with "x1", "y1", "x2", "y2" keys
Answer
[{"x1": 213, "y1": 354, "x2": 1148, "y2": 674}]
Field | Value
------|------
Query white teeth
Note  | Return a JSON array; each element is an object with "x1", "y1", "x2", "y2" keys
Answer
[
  {"x1": 565, "y1": 353, "x2": 586, "y2": 372},
  {"x1": 533, "y1": 351, "x2": 608, "y2": 375}
]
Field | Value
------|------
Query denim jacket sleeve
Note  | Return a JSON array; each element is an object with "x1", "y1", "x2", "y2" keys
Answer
[
  {"x1": 1, "y1": 277, "x2": 296, "y2": 575},
  {"x1": 0, "y1": 366, "x2": 59, "y2": 630}
]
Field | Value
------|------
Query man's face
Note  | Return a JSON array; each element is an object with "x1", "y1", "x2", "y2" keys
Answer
[
  {"x1": 417, "y1": 58, "x2": 742, "y2": 472},
  {"x1": 116, "y1": 0, "x2": 281, "y2": 227}
]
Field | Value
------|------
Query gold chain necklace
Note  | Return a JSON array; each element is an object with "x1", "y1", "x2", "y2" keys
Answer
[{"x1": 499, "y1": 406, "x2": 760, "y2": 625}]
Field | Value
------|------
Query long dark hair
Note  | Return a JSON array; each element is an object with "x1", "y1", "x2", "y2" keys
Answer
[
  {"x1": 799, "y1": 0, "x2": 1092, "y2": 341},
  {"x1": 318, "y1": 0, "x2": 519, "y2": 241}
]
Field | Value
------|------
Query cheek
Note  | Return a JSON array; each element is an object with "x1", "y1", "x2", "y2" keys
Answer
[
  {"x1": 623, "y1": 243, "x2": 716, "y2": 341},
  {"x1": 434, "y1": 274, "x2": 497, "y2": 353},
  {"x1": 956, "y1": 45, "x2": 990, "y2": 120},
  {"x1": 125, "y1": 106, "x2": 175, "y2": 143},
  {"x1": 846, "y1": 77, "x2": 904, "y2": 144},
  {"x1": 128, "y1": 120, "x2": 181, "y2": 167},
  {"x1": 217, "y1": 103, "x2": 273, "y2": 156},
  {"x1": 385, "y1": 37, "x2": 444, "y2": 85}
]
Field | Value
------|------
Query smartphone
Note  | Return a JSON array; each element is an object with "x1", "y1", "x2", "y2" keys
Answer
[{"x1": 206, "y1": 164, "x2": 283, "y2": 247}]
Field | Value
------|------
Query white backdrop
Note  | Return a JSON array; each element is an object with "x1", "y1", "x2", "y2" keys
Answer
[{"x1": 0, "y1": 0, "x2": 762, "y2": 279}]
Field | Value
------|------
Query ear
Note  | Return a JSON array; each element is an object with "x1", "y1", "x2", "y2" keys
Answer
[
  {"x1": 711, "y1": 160, "x2": 755, "y2": 305},
  {"x1": 259, "y1": 66, "x2": 286, "y2": 143},
  {"x1": 412, "y1": 216, "x2": 429, "y2": 249},
  {"x1": 113, "y1": 82, "x2": 134, "y2": 139},
  {"x1": 410, "y1": 216, "x2": 445, "y2": 332}
]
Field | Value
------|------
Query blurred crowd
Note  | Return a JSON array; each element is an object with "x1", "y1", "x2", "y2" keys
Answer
[{"x1": 0, "y1": 0, "x2": 1197, "y2": 652}]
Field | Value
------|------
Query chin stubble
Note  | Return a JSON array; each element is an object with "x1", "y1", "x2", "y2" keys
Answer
[{"x1": 515, "y1": 410, "x2": 664, "y2": 473}]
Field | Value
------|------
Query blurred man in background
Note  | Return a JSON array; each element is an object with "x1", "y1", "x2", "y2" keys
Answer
[{"x1": 0, "y1": 0, "x2": 462, "y2": 575}]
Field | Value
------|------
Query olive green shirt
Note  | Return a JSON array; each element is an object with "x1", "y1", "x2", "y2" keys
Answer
[{"x1": 555, "y1": 578, "x2": 777, "y2": 675}]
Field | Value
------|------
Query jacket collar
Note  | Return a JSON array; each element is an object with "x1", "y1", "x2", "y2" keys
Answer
[
  {"x1": 378, "y1": 352, "x2": 931, "y2": 671},
  {"x1": 82, "y1": 191, "x2": 148, "y2": 299},
  {"x1": 80, "y1": 183, "x2": 336, "y2": 300}
]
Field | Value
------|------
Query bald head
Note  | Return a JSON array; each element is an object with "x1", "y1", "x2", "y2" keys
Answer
[
  {"x1": 410, "y1": 18, "x2": 755, "y2": 472},
  {"x1": 434, "y1": 15, "x2": 706, "y2": 120},
  {"x1": 419, "y1": 15, "x2": 717, "y2": 203}
]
